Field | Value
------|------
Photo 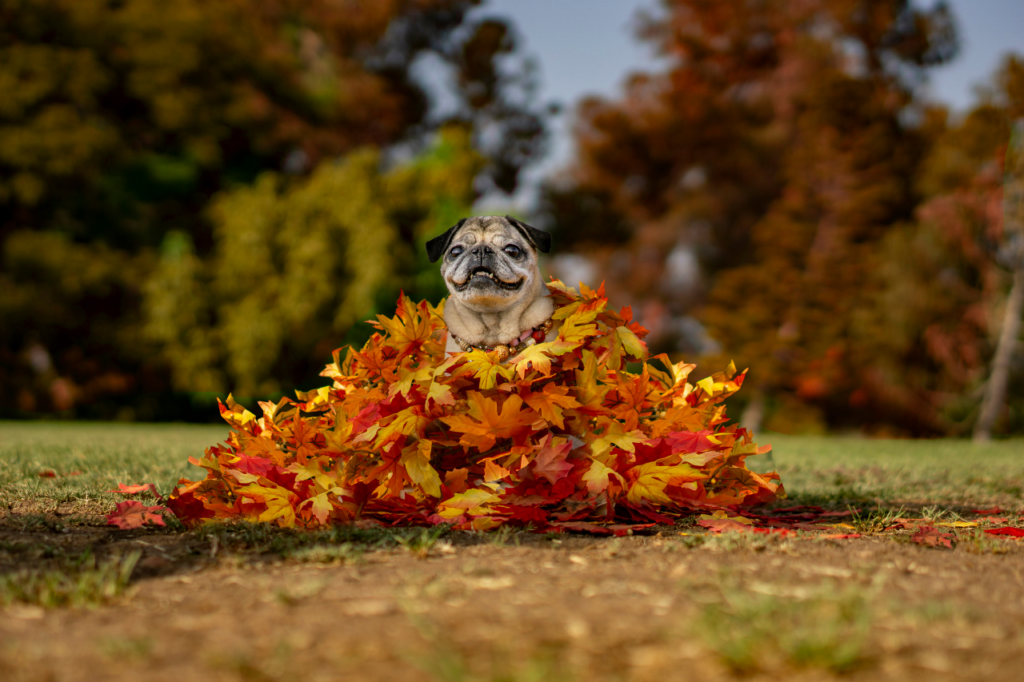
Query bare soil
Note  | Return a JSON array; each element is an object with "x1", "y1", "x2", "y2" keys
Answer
[{"x1": 3, "y1": 519, "x2": 1024, "y2": 682}]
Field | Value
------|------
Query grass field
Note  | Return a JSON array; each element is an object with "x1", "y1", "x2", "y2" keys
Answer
[
  {"x1": 3, "y1": 421, "x2": 1022, "y2": 514},
  {"x1": 3, "y1": 422, "x2": 1024, "y2": 682}
]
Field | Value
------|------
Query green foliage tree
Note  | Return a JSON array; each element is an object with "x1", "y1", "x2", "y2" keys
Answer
[
  {"x1": 1, "y1": 0, "x2": 547, "y2": 417},
  {"x1": 145, "y1": 128, "x2": 482, "y2": 398}
]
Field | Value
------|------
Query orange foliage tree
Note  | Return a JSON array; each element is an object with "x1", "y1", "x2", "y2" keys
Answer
[{"x1": 541, "y1": 0, "x2": 960, "y2": 434}]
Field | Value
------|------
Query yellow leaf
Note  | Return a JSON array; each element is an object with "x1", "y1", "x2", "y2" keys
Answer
[
  {"x1": 238, "y1": 483, "x2": 296, "y2": 528},
  {"x1": 626, "y1": 461, "x2": 707, "y2": 506},
  {"x1": 375, "y1": 406, "x2": 430, "y2": 447},
  {"x1": 427, "y1": 381, "x2": 455, "y2": 407},
  {"x1": 590, "y1": 419, "x2": 646, "y2": 459},
  {"x1": 582, "y1": 459, "x2": 625, "y2": 494},
  {"x1": 436, "y1": 488, "x2": 501, "y2": 518},
  {"x1": 482, "y1": 457, "x2": 511, "y2": 482},
  {"x1": 457, "y1": 349, "x2": 514, "y2": 389},
  {"x1": 615, "y1": 325, "x2": 648, "y2": 360},
  {"x1": 509, "y1": 342, "x2": 555, "y2": 378},
  {"x1": 400, "y1": 440, "x2": 442, "y2": 497}
]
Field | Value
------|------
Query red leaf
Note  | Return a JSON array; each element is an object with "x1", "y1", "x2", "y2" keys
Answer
[
  {"x1": 697, "y1": 518, "x2": 754, "y2": 533},
  {"x1": 911, "y1": 526, "x2": 955, "y2": 548},
  {"x1": 109, "y1": 482, "x2": 160, "y2": 497},
  {"x1": 165, "y1": 491, "x2": 214, "y2": 525},
  {"x1": 38, "y1": 470, "x2": 56, "y2": 478},
  {"x1": 971, "y1": 507, "x2": 1003, "y2": 515},
  {"x1": 665, "y1": 430, "x2": 716, "y2": 454},
  {"x1": 984, "y1": 527, "x2": 1024, "y2": 537},
  {"x1": 106, "y1": 500, "x2": 168, "y2": 530},
  {"x1": 818, "y1": 533, "x2": 862, "y2": 540},
  {"x1": 553, "y1": 521, "x2": 654, "y2": 535},
  {"x1": 531, "y1": 435, "x2": 574, "y2": 484}
]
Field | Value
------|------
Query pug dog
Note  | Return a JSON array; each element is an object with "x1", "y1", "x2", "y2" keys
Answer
[{"x1": 426, "y1": 215, "x2": 555, "y2": 358}]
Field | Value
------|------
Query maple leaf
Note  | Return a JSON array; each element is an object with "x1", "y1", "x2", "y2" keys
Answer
[
  {"x1": 984, "y1": 527, "x2": 1024, "y2": 537},
  {"x1": 109, "y1": 483, "x2": 161, "y2": 498},
  {"x1": 106, "y1": 500, "x2": 168, "y2": 530},
  {"x1": 911, "y1": 526, "x2": 955, "y2": 549},
  {"x1": 375, "y1": 292, "x2": 433, "y2": 358},
  {"x1": 582, "y1": 459, "x2": 625, "y2": 494},
  {"x1": 509, "y1": 342, "x2": 555, "y2": 378},
  {"x1": 482, "y1": 456, "x2": 512, "y2": 482},
  {"x1": 375, "y1": 406, "x2": 431, "y2": 448},
  {"x1": 531, "y1": 435, "x2": 574, "y2": 484},
  {"x1": 573, "y1": 350, "x2": 610, "y2": 412},
  {"x1": 237, "y1": 483, "x2": 297, "y2": 528},
  {"x1": 441, "y1": 392, "x2": 533, "y2": 450},
  {"x1": 400, "y1": 440, "x2": 442, "y2": 497},
  {"x1": 614, "y1": 325, "x2": 648, "y2": 360},
  {"x1": 436, "y1": 488, "x2": 501, "y2": 519},
  {"x1": 455, "y1": 348, "x2": 514, "y2": 389},
  {"x1": 626, "y1": 460, "x2": 706, "y2": 506},
  {"x1": 426, "y1": 381, "x2": 456, "y2": 407},
  {"x1": 589, "y1": 419, "x2": 646, "y2": 459},
  {"x1": 523, "y1": 383, "x2": 581, "y2": 429},
  {"x1": 697, "y1": 517, "x2": 755, "y2": 533},
  {"x1": 301, "y1": 490, "x2": 338, "y2": 526}
]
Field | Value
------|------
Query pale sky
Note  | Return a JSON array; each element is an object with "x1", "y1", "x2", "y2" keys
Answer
[{"x1": 467, "y1": 0, "x2": 1024, "y2": 203}]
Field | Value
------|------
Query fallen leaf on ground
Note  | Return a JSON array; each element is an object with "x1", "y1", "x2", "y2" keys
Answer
[
  {"x1": 109, "y1": 483, "x2": 161, "y2": 497},
  {"x1": 979, "y1": 516, "x2": 1008, "y2": 524},
  {"x1": 818, "y1": 533, "x2": 863, "y2": 540},
  {"x1": 984, "y1": 527, "x2": 1024, "y2": 538},
  {"x1": 106, "y1": 500, "x2": 168, "y2": 530},
  {"x1": 38, "y1": 470, "x2": 56, "y2": 478},
  {"x1": 698, "y1": 518, "x2": 755, "y2": 533},
  {"x1": 911, "y1": 526, "x2": 955, "y2": 548},
  {"x1": 972, "y1": 507, "x2": 1003, "y2": 515},
  {"x1": 934, "y1": 521, "x2": 977, "y2": 527}
]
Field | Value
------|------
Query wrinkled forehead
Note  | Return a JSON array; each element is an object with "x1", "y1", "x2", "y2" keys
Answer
[{"x1": 452, "y1": 218, "x2": 524, "y2": 246}]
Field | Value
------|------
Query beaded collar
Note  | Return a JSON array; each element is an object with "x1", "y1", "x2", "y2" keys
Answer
[{"x1": 450, "y1": 318, "x2": 554, "y2": 361}]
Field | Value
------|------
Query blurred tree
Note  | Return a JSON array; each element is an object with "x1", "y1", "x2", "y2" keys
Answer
[
  {"x1": 542, "y1": 0, "x2": 960, "y2": 433},
  {"x1": 145, "y1": 128, "x2": 482, "y2": 398},
  {"x1": 974, "y1": 117, "x2": 1024, "y2": 439},
  {"x1": 862, "y1": 56, "x2": 1024, "y2": 438},
  {"x1": 0, "y1": 0, "x2": 547, "y2": 417}
]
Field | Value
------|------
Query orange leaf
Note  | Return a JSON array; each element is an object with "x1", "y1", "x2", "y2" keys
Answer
[
  {"x1": 106, "y1": 501, "x2": 168, "y2": 530},
  {"x1": 531, "y1": 435, "x2": 574, "y2": 484}
]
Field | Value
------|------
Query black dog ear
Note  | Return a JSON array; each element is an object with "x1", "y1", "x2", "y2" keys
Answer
[
  {"x1": 505, "y1": 215, "x2": 552, "y2": 254},
  {"x1": 425, "y1": 219, "x2": 467, "y2": 263}
]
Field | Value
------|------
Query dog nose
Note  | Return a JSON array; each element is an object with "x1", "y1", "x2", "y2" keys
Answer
[{"x1": 470, "y1": 245, "x2": 493, "y2": 258}]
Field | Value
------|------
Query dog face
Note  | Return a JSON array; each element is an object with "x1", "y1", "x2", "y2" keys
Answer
[{"x1": 427, "y1": 215, "x2": 551, "y2": 313}]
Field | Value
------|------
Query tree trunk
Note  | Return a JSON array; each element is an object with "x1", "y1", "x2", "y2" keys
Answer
[{"x1": 974, "y1": 268, "x2": 1024, "y2": 441}]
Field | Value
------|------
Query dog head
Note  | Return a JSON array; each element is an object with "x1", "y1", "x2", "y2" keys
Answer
[{"x1": 426, "y1": 215, "x2": 551, "y2": 314}]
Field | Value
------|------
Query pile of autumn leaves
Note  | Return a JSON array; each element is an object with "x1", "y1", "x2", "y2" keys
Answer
[{"x1": 166, "y1": 281, "x2": 783, "y2": 533}]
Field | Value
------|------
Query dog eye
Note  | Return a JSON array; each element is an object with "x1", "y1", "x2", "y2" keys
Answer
[
  {"x1": 449, "y1": 246, "x2": 464, "y2": 258},
  {"x1": 503, "y1": 244, "x2": 522, "y2": 258}
]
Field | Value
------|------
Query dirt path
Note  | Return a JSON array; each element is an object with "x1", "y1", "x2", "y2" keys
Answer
[{"x1": 3, "y1": 527, "x2": 1024, "y2": 682}]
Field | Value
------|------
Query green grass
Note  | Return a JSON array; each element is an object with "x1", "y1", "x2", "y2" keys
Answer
[
  {"x1": 0, "y1": 421, "x2": 224, "y2": 514},
  {"x1": 0, "y1": 550, "x2": 140, "y2": 608},
  {"x1": 694, "y1": 580, "x2": 873, "y2": 674},
  {"x1": 750, "y1": 433, "x2": 1024, "y2": 510},
  {"x1": 2, "y1": 422, "x2": 1023, "y2": 519}
]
